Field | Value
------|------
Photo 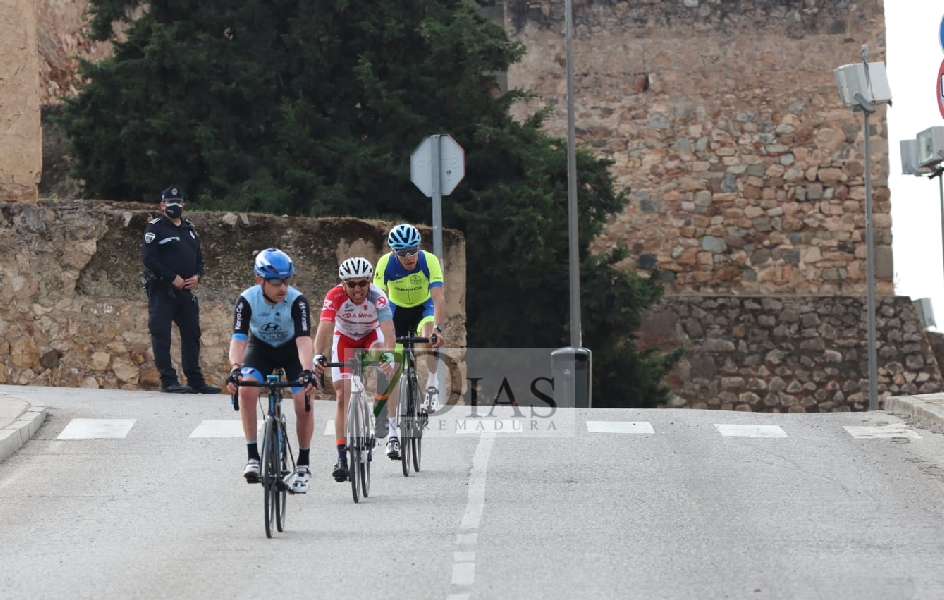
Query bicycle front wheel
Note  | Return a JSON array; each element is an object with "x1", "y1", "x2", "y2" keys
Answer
[
  {"x1": 348, "y1": 392, "x2": 362, "y2": 503},
  {"x1": 277, "y1": 418, "x2": 288, "y2": 531},
  {"x1": 361, "y1": 400, "x2": 371, "y2": 497},
  {"x1": 262, "y1": 417, "x2": 278, "y2": 538},
  {"x1": 398, "y1": 376, "x2": 412, "y2": 477}
]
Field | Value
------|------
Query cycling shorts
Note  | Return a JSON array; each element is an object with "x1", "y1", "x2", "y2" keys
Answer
[
  {"x1": 391, "y1": 299, "x2": 434, "y2": 337},
  {"x1": 331, "y1": 328, "x2": 387, "y2": 382}
]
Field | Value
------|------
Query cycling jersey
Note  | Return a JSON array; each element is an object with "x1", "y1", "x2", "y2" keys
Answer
[
  {"x1": 319, "y1": 283, "x2": 393, "y2": 340},
  {"x1": 373, "y1": 250, "x2": 443, "y2": 309},
  {"x1": 232, "y1": 285, "x2": 311, "y2": 348}
]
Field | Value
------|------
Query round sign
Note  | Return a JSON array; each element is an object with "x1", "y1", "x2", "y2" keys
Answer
[
  {"x1": 938, "y1": 58, "x2": 944, "y2": 120},
  {"x1": 940, "y1": 14, "x2": 944, "y2": 54}
]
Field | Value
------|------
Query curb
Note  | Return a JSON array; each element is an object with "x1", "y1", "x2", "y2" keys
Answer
[
  {"x1": 884, "y1": 394, "x2": 944, "y2": 430},
  {"x1": 0, "y1": 405, "x2": 47, "y2": 463}
]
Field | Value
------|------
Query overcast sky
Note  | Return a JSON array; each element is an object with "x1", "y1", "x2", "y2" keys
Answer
[{"x1": 885, "y1": 1, "x2": 944, "y2": 328}]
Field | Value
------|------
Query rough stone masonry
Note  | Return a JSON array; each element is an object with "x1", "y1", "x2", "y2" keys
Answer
[{"x1": 18, "y1": 0, "x2": 943, "y2": 409}]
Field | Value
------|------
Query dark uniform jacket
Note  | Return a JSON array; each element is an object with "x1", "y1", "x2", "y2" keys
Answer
[{"x1": 141, "y1": 216, "x2": 205, "y2": 287}]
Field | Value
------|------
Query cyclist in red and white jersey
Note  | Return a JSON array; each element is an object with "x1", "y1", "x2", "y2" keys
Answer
[{"x1": 312, "y1": 257, "x2": 396, "y2": 482}]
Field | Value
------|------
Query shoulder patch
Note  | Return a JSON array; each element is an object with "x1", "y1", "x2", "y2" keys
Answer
[{"x1": 148, "y1": 217, "x2": 161, "y2": 224}]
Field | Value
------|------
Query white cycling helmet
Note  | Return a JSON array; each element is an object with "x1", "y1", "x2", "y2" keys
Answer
[{"x1": 339, "y1": 257, "x2": 373, "y2": 280}]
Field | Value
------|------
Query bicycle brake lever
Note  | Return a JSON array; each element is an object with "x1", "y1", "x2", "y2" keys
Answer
[{"x1": 231, "y1": 393, "x2": 239, "y2": 411}]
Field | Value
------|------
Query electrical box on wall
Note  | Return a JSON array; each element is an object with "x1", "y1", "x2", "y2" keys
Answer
[
  {"x1": 916, "y1": 126, "x2": 944, "y2": 169},
  {"x1": 900, "y1": 139, "x2": 934, "y2": 176},
  {"x1": 833, "y1": 62, "x2": 893, "y2": 109}
]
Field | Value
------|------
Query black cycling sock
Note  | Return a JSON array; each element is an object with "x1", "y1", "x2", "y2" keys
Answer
[
  {"x1": 337, "y1": 443, "x2": 346, "y2": 459},
  {"x1": 247, "y1": 442, "x2": 259, "y2": 461},
  {"x1": 298, "y1": 447, "x2": 310, "y2": 466}
]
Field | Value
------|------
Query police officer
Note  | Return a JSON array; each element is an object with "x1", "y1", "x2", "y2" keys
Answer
[{"x1": 141, "y1": 186, "x2": 221, "y2": 394}]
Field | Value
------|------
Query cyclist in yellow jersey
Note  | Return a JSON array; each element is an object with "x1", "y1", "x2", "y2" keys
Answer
[{"x1": 373, "y1": 223, "x2": 446, "y2": 460}]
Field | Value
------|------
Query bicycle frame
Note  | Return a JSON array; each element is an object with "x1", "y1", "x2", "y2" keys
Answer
[
  {"x1": 322, "y1": 350, "x2": 379, "y2": 502},
  {"x1": 233, "y1": 375, "x2": 305, "y2": 537},
  {"x1": 395, "y1": 335, "x2": 431, "y2": 476}
]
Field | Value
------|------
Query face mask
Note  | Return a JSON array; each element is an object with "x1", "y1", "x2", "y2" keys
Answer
[{"x1": 164, "y1": 203, "x2": 183, "y2": 219}]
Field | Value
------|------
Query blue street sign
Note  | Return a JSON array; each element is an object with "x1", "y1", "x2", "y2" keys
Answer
[{"x1": 940, "y1": 13, "x2": 944, "y2": 54}]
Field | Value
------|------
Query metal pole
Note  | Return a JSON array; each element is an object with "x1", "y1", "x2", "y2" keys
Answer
[
  {"x1": 564, "y1": 0, "x2": 581, "y2": 348},
  {"x1": 863, "y1": 110, "x2": 878, "y2": 411},
  {"x1": 431, "y1": 134, "x2": 443, "y2": 258},
  {"x1": 430, "y1": 135, "x2": 444, "y2": 404},
  {"x1": 939, "y1": 171, "x2": 944, "y2": 288}
]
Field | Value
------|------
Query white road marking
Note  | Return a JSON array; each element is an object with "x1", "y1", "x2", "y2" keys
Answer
[
  {"x1": 324, "y1": 419, "x2": 335, "y2": 435},
  {"x1": 447, "y1": 432, "x2": 494, "y2": 598},
  {"x1": 456, "y1": 533, "x2": 477, "y2": 545},
  {"x1": 586, "y1": 421, "x2": 654, "y2": 434},
  {"x1": 451, "y1": 563, "x2": 476, "y2": 586},
  {"x1": 844, "y1": 424, "x2": 922, "y2": 439},
  {"x1": 190, "y1": 420, "x2": 262, "y2": 438},
  {"x1": 460, "y1": 433, "x2": 495, "y2": 530},
  {"x1": 57, "y1": 418, "x2": 135, "y2": 440},
  {"x1": 190, "y1": 420, "x2": 243, "y2": 438},
  {"x1": 715, "y1": 424, "x2": 787, "y2": 438}
]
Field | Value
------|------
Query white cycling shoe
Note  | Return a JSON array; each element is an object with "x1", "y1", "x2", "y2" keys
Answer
[
  {"x1": 292, "y1": 465, "x2": 311, "y2": 493},
  {"x1": 424, "y1": 387, "x2": 441, "y2": 414}
]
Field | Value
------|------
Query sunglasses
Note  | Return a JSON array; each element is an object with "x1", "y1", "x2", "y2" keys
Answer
[
  {"x1": 345, "y1": 279, "x2": 370, "y2": 288},
  {"x1": 396, "y1": 246, "x2": 419, "y2": 258},
  {"x1": 265, "y1": 277, "x2": 291, "y2": 287}
]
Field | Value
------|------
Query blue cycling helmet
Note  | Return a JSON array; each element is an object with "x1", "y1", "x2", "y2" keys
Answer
[
  {"x1": 387, "y1": 224, "x2": 421, "y2": 250},
  {"x1": 254, "y1": 248, "x2": 294, "y2": 279}
]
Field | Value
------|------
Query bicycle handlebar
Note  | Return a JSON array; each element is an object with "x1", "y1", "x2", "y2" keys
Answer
[
  {"x1": 230, "y1": 379, "x2": 311, "y2": 413},
  {"x1": 396, "y1": 335, "x2": 435, "y2": 345},
  {"x1": 233, "y1": 380, "x2": 299, "y2": 388}
]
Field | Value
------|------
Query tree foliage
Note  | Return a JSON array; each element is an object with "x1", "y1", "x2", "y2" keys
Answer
[{"x1": 60, "y1": 0, "x2": 681, "y2": 406}]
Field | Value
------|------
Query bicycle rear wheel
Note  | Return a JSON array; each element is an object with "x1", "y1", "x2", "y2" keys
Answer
[
  {"x1": 399, "y1": 376, "x2": 412, "y2": 477},
  {"x1": 277, "y1": 419, "x2": 288, "y2": 531},
  {"x1": 263, "y1": 417, "x2": 278, "y2": 538}
]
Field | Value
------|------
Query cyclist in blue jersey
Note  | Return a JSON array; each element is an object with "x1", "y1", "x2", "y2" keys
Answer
[{"x1": 225, "y1": 248, "x2": 317, "y2": 494}]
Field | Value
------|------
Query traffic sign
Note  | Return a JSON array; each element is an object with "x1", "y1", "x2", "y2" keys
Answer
[
  {"x1": 940, "y1": 13, "x2": 944, "y2": 55},
  {"x1": 410, "y1": 134, "x2": 465, "y2": 198},
  {"x1": 937, "y1": 58, "x2": 944, "y2": 120}
]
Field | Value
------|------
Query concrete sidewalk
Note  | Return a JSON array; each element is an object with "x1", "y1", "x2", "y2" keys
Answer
[
  {"x1": 0, "y1": 393, "x2": 46, "y2": 463},
  {"x1": 884, "y1": 393, "x2": 944, "y2": 430}
]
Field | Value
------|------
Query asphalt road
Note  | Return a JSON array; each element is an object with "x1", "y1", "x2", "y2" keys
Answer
[{"x1": 3, "y1": 385, "x2": 944, "y2": 599}]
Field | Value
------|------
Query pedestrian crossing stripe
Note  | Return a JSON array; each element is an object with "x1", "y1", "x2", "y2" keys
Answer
[
  {"x1": 586, "y1": 421, "x2": 654, "y2": 434},
  {"x1": 843, "y1": 425, "x2": 922, "y2": 439},
  {"x1": 57, "y1": 418, "x2": 136, "y2": 439},
  {"x1": 53, "y1": 418, "x2": 924, "y2": 441},
  {"x1": 189, "y1": 420, "x2": 263, "y2": 438},
  {"x1": 715, "y1": 424, "x2": 787, "y2": 438}
]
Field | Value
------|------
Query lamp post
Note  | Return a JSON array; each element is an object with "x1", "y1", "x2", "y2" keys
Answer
[
  {"x1": 860, "y1": 95, "x2": 879, "y2": 413},
  {"x1": 550, "y1": 0, "x2": 592, "y2": 410},
  {"x1": 564, "y1": 0, "x2": 581, "y2": 348},
  {"x1": 833, "y1": 45, "x2": 892, "y2": 411}
]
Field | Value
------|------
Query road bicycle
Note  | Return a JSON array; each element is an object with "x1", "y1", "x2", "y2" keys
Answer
[
  {"x1": 321, "y1": 351, "x2": 383, "y2": 503},
  {"x1": 232, "y1": 373, "x2": 310, "y2": 538},
  {"x1": 395, "y1": 335, "x2": 435, "y2": 477}
]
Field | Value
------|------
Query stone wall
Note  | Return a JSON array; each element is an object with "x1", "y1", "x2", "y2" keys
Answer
[
  {"x1": 503, "y1": 0, "x2": 891, "y2": 295},
  {"x1": 639, "y1": 296, "x2": 943, "y2": 411},
  {"x1": 0, "y1": 0, "x2": 42, "y2": 202},
  {"x1": 0, "y1": 200, "x2": 466, "y2": 392}
]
